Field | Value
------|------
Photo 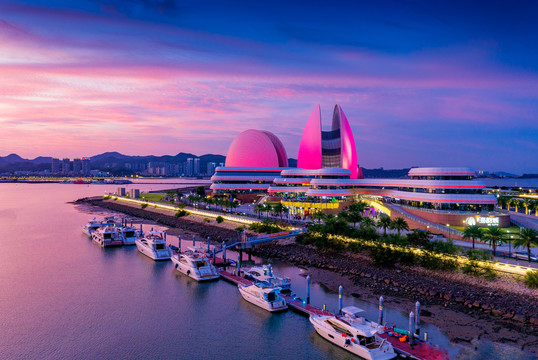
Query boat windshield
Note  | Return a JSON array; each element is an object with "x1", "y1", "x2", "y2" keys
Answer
[
  {"x1": 155, "y1": 243, "x2": 165, "y2": 250},
  {"x1": 266, "y1": 292, "x2": 276, "y2": 302},
  {"x1": 326, "y1": 319, "x2": 353, "y2": 337},
  {"x1": 195, "y1": 260, "x2": 207, "y2": 268}
]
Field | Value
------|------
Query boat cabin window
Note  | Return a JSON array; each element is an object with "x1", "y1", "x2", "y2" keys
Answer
[
  {"x1": 195, "y1": 260, "x2": 207, "y2": 268},
  {"x1": 125, "y1": 231, "x2": 134, "y2": 237},
  {"x1": 356, "y1": 335, "x2": 375, "y2": 346},
  {"x1": 155, "y1": 243, "x2": 165, "y2": 250},
  {"x1": 326, "y1": 319, "x2": 353, "y2": 337},
  {"x1": 251, "y1": 271, "x2": 261, "y2": 277},
  {"x1": 266, "y1": 292, "x2": 276, "y2": 302},
  {"x1": 104, "y1": 234, "x2": 112, "y2": 239}
]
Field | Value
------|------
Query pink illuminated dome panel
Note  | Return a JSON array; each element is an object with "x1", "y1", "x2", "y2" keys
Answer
[{"x1": 225, "y1": 129, "x2": 288, "y2": 167}]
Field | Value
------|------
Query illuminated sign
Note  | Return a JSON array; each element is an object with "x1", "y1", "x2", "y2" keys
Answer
[{"x1": 465, "y1": 216, "x2": 499, "y2": 227}]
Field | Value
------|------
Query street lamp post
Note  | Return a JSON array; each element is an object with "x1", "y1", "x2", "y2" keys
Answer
[{"x1": 446, "y1": 224, "x2": 451, "y2": 241}]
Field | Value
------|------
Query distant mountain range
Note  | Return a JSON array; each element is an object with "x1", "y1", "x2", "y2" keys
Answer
[{"x1": 1, "y1": 153, "x2": 532, "y2": 178}]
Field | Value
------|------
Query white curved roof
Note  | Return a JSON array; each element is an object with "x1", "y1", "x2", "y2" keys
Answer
[
  {"x1": 268, "y1": 186, "x2": 308, "y2": 193},
  {"x1": 305, "y1": 189, "x2": 354, "y2": 197},
  {"x1": 311, "y1": 178, "x2": 486, "y2": 189},
  {"x1": 408, "y1": 167, "x2": 476, "y2": 176},
  {"x1": 359, "y1": 189, "x2": 497, "y2": 204},
  {"x1": 210, "y1": 183, "x2": 271, "y2": 190}
]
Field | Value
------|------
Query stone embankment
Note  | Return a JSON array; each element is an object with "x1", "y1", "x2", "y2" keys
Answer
[{"x1": 251, "y1": 243, "x2": 538, "y2": 330}]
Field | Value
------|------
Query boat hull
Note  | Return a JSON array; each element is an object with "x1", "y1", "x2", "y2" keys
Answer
[
  {"x1": 238, "y1": 285, "x2": 287, "y2": 312},
  {"x1": 135, "y1": 240, "x2": 171, "y2": 261},
  {"x1": 171, "y1": 256, "x2": 219, "y2": 281},
  {"x1": 309, "y1": 316, "x2": 396, "y2": 360},
  {"x1": 122, "y1": 236, "x2": 137, "y2": 246}
]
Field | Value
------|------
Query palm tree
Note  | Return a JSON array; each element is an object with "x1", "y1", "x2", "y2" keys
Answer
[
  {"x1": 273, "y1": 202, "x2": 286, "y2": 222},
  {"x1": 347, "y1": 211, "x2": 362, "y2": 228},
  {"x1": 463, "y1": 225, "x2": 482, "y2": 249},
  {"x1": 532, "y1": 200, "x2": 538, "y2": 216},
  {"x1": 484, "y1": 227, "x2": 503, "y2": 256},
  {"x1": 254, "y1": 203, "x2": 264, "y2": 219},
  {"x1": 390, "y1": 217, "x2": 409, "y2": 236},
  {"x1": 360, "y1": 217, "x2": 376, "y2": 229},
  {"x1": 348, "y1": 201, "x2": 367, "y2": 215},
  {"x1": 523, "y1": 199, "x2": 532, "y2": 215},
  {"x1": 497, "y1": 196, "x2": 508, "y2": 210},
  {"x1": 264, "y1": 204, "x2": 273, "y2": 218},
  {"x1": 311, "y1": 210, "x2": 325, "y2": 224},
  {"x1": 513, "y1": 228, "x2": 538, "y2": 262},
  {"x1": 377, "y1": 215, "x2": 392, "y2": 236},
  {"x1": 513, "y1": 199, "x2": 521, "y2": 213},
  {"x1": 506, "y1": 198, "x2": 513, "y2": 212}
]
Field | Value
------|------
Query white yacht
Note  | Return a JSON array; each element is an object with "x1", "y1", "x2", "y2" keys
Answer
[
  {"x1": 171, "y1": 246, "x2": 219, "y2": 281},
  {"x1": 238, "y1": 282, "x2": 288, "y2": 312},
  {"x1": 82, "y1": 218, "x2": 103, "y2": 237},
  {"x1": 135, "y1": 230, "x2": 172, "y2": 261},
  {"x1": 118, "y1": 225, "x2": 140, "y2": 245},
  {"x1": 240, "y1": 264, "x2": 291, "y2": 292},
  {"x1": 309, "y1": 306, "x2": 396, "y2": 360},
  {"x1": 91, "y1": 226, "x2": 123, "y2": 247}
]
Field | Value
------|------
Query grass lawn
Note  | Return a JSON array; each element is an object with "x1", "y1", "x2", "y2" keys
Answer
[{"x1": 139, "y1": 193, "x2": 165, "y2": 202}]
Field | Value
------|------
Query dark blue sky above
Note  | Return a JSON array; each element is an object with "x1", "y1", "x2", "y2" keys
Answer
[{"x1": 0, "y1": 0, "x2": 537, "y2": 173}]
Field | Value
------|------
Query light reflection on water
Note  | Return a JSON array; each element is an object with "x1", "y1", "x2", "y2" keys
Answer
[{"x1": 0, "y1": 183, "x2": 533, "y2": 359}]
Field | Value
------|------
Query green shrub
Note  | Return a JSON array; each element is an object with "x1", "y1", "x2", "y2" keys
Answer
[
  {"x1": 424, "y1": 239, "x2": 459, "y2": 255},
  {"x1": 523, "y1": 270, "x2": 538, "y2": 289},
  {"x1": 141, "y1": 203, "x2": 148, "y2": 209},
  {"x1": 154, "y1": 204, "x2": 158, "y2": 208},
  {"x1": 114, "y1": 197, "x2": 118, "y2": 201},
  {"x1": 235, "y1": 226, "x2": 244, "y2": 232},
  {"x1": 104, "y1": 195, "x2": 111, "y2": 200},
  {"x1": 216, "y1": 216, "x2": 224, "y2": 223},
  {"x1": 462, "y1": 258, "x2": 496, "y2": 279},
  {"x1": 418, "y1": 251, "x2": 459, "y2": 271},
  {"x1": 175, "y1": 209, "x2": 189, "y2": 217},
  {"x1": 346, "y1": 240, "x2": 365, "y2": 253},
  {"x1": 466, "y1": 249, "x2": 493, "y2": 261},
  {"x1": 248, "y1": 219, "x2": 289, "y2": 233},
  {"x1": 369, "y1": 244, "x2": 399, "y2": 268},
  {"x1": 204, "y1": 218, "x2": 211, "y2": 223}
]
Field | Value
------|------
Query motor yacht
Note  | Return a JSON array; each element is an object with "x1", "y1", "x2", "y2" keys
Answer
[
  {"x1": 309, "y1": 306, "x2": 396, "y2": 360},
  {"x1": 239, "y1": 264, "x2": 291, "y2": 292},
  {"x1": 135, "y1": 229, "x2": 172, "y2": 261},
  {"x1": 118, "y1": 225, "x2": 140, "y2": 245},
  {"x1": 82, "y1": 218, "x2": 103, "y2": 237},
  {"x1": 171, "y1": 246, "x2": 219, "y2": 281},
  {"x1": 238, "y1": 282, "x2": 288, "y2": 312},
  {"x1": 91, "y1": 226, "x2": 123, "y2": 247}
]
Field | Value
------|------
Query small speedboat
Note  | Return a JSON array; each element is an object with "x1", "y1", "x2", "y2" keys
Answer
[
  {"x1": 240, "y1": 264, "x2": 291, "y2": 292},
  {"x1": 135, "y1": 230, "x2": 172, "y2": 261},
  {"x1": 238, "y1": 282, "x2": 288, "y2": 312},
  {"x1": 118, "y1": 225, "x2": 140, "y2": 246},
  {"x1": 82, "y1": 218, "x2": 103, "y2": 237},
  {"x1": 171, "y1": 246, "x2": 219, "y2": 281},
  {"x1": 91, "y1": 226, "x2": 123, "y2": 247},
  {"x1": 309, "y1": 306, "x2": 396, "y2": 360}
]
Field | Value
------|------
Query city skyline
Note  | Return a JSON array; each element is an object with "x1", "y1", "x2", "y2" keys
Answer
[{"x1": 1, "y1": 1, "x2": 537, "y2": 173}]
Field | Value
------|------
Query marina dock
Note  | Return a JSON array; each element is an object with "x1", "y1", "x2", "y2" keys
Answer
[{"x1": 219, "y1": 264, "x2": 448, "y2": 360}]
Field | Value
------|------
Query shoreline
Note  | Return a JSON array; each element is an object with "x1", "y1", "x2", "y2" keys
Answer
[{"x1": 75, "y1": 196, "x2": 538, "y2": 356}]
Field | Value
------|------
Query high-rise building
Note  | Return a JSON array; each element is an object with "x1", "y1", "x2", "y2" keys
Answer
[
  {"x1": 194, "y1": 158, "x2": 200, "y2": 176},
  {"x1": 62, "y1": 158, "x2": 71, "y2": 174},
  {"x1": 206, "y1": 162, "x2": 217, "y2": 176},
  {"x1": 51, "y1": 158, "x2": 60, "y2": 174},
  {"x1": 186, "y1": 158, "x2": 194, "y2": 176},
  {"x1": 73, "y1": 158, "x2": 82, "y2": 174},
  {"x1": 82, "y1": 158, "x2": 90, "y2": 175}
]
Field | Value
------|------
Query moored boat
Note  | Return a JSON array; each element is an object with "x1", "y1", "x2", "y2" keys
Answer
[
  {"x1": 309, "y1": 306, "x2": 396, "y2": 360},
  {"x1": 238, "y1": 282, "x2": 288, "y2": 312},
  {"x1": 240, "y1": 264, "x2": 291, "y2": 292},
  {"x1": 82, "y1": 218, "x2": 103, "y2": 237},
  {"x1": 118, "y1": 225, "x2": 140, "y2": 245},
  {"x1": 171, "y1": 246, "x2": 219, "y2": 281},
  {"x1": 91, "y1": 226, "x2": 123, "y2": 247},
  {"x1": 135, "y1": 229, "x2": 172, "y2": 261}
]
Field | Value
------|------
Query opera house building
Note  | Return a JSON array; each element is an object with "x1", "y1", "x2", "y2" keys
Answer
[{"x1": 211, "y1": 105, "x2": 508, "y2": 231}]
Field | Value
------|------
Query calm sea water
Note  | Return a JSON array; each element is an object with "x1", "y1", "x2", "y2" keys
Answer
[{"x1": 0, "y1": 183, "x2": 533, "y2": 359}]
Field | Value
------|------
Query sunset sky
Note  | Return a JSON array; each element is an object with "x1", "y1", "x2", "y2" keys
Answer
[{"x1": 1, "y1": 0, "x2": 537, "y2": 173}]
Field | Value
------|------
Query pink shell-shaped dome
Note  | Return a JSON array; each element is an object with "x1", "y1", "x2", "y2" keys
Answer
[{"x1": 225, "y1": 130, "x2": 288, "y2": 167}]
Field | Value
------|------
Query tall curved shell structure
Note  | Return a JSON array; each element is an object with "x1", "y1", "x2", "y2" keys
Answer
[{"x1": 297, "y1": 104, "x2": 359, "y2": 179}]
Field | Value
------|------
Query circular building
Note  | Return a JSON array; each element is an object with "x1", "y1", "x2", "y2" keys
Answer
[{"x1": 225, "y1": 129, "x2": 288, "y2": 167}]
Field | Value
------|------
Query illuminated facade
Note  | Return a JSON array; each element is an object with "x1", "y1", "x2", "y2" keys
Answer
[{"x1": 297, "y1": 104, "x2": 360, "y2": 179}]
